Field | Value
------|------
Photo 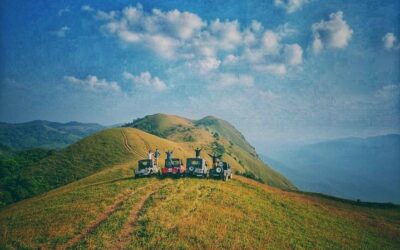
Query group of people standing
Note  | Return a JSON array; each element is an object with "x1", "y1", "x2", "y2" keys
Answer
[
  {"x1": 147, "y1": 148, "x2": 161, "y2": 164},
  {"x1": 147, "y1": 148, "x2": 174, "y2": 166},
  {"x1": 147, "y1": 147, "x2": 222, "y2": 167}
]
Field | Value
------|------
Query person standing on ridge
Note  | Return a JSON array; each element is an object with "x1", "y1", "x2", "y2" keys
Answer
[
  {"x1": 195, "y1": 147, "x2": 202, "y2": 158},
  {"x1": 147, "y1": 150, "x2": 153, "y2": 160},
  {"x1": 208, "y1": 152, "x2": 222, "y2": 167},
  {"x1": 154, "y1": 148, "x2": 160, "y2": 166},
  {"x1": 166, "y1": 150, "x2": 174, "y2": 166}
]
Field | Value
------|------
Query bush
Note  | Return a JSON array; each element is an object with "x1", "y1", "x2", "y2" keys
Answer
[
  {"x1": 212, "y1": 141, "x2": 225, "y2": 156},
  {"x1": 183, "y1": 135, "x2": 195, "y2": 142},
  {"x1": 236, "y1": 170, "x2": 265, "y2": 184},
  {"x1": 0, "y1": 148, "x2": 55, "y2": 208}
]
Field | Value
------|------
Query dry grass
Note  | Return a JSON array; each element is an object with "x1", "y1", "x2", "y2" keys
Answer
[
  {"x1": 1, "y1": 128, "x2": 398, "y2": 249},
  {"x1": 1, "y1": 170, "x2": 399, "y2": 249}
]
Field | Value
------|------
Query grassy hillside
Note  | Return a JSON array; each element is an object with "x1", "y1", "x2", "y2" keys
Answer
[
  {"x1": 195, "y1": 116, "x2": 256, "y2": 156},
  {"x1": 0, "y1": 127, "x2": 186, "y2": 206},
  {"x1": 0, "y1": 161, "x2": 399, "y2": 249},
  {"x1": 126, "y1": 113, "x2": 294, "y2": 189},
  {"x1": 3, "y1": 125, "x2": 283, "y2": 207},
  {"x1": 0, "y1": 120, "x2": 104, "y2": 150}
]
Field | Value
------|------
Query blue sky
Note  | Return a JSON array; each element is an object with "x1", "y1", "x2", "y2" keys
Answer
[{"x1": 0, "y1": 0, "x2": 399, "y2": 151}]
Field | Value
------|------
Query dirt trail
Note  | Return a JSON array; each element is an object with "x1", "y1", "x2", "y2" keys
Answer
[
  {"x1": 58, "y1": 185, "x2": 149, "y2": 250},
  {"x1": 121, "y1": 130, "x2": 146, "y2": 159},
  {"x1": 113, "y1": 183, "x2": 167, "y2": 249},
  {"x1": 121, "y1": 130, "x2": 133, "y2": 153},
  {"x1": 137, "y1": 134, "x2": 151, "y2": 152}
]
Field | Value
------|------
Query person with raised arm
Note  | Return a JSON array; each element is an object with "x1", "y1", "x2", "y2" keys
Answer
[
  {"x1": 208, "y1": 152, "x2": 222, "y2": 167},
  {"x1": 195, "y1": 147, "x2": 202, "y2": 158},
  {"x1": 166, "y1": 149, "x2": 174, "y2": 167}
]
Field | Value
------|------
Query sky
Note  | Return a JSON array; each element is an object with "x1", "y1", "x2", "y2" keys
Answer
[{"x1": 0, "y1": 0, "x2": 399, "y2": 152}]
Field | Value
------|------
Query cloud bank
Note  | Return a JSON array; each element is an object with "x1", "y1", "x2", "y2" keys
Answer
[
  {"x1": 274, "y1": 0, "x2": 308, "y2": 14},
  {"x1": 123, "y1": 71, "x2": 167, "y2": 92},
  {"x1": 64, "y1": 75, "x2": 120, "y2": 92},
  {"x1": 88, "y1": 4, "x2": 304, "y2": 78},
  {"x1": 51, "y1": 26, "x2": 70, "y2": 37}
]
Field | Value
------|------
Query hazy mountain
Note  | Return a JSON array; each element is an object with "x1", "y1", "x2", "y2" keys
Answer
[
  {"x1": 263, "y1": 134, "x2": 400, "y2": 203},
  {"x1": 0, "y1": 120, "x2": 105, "y2": 150}
]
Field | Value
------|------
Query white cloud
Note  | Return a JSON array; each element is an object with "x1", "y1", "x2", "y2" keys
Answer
[
  {"x1": 382, "y1": 33, "x2": 399, "y2": 50},
  {"x1": 210, "y1": 73, "x2": 254, "y2": 88},
  {"x1": 242, "y1": 48, "x2": 265, "y2": 64},
  {"x1": 198, "y1": 57, "x2": 221, "y2": 72},
  {"x1": 312, "y1": 35, "x2": 323, "y2": 54},
  {"x1": 96, "y1": 10, "x2": 117, "y2": 20},
  {"x1": 262, "y1": 30, "x2": 280, "y2": 54},
  {"x1": 152, "y1": 9, "x2": 204, "y2": 40},
  {"x1": 284, "y1": 44, "x2": 303, "y2": 65},
  {"x1": 311, "y1": 11, "x2": 353, "y2": 53},
  {"x1": 51, "y1": 26, "x2": 70, "y2": 37},
  {"x1": 209, "y1": 19, "x2": 242, "y2": 50},
  {"x1": 254, "y1": 63, "x2": 287, "y2": 75},
  {"x1": 97, "y1": 5, "x2": 204, "y2": 58},
  {"x1": 123, "y1": 71, "x2": 167, "y2": 91},
  {"x1": 185, "y1": 57, "x2": 221, "y2": 74},
  {"x1": 91, "y1": 4, "x2": 304, "y2": 77},
  {"x1": 377, "y1": 84, "x2": 400, "y2": 99},
  {"x1": 259, "y1": 89, "x2": 280, "y2": 100},
  {"x1": 274, "y1": 0, "x2": 308, "y2": 13},
  {"x1": 145, "y1": 34, "x2": 178, "y2": 59},
  {"x1": 223, "y1": 54, "x2": 239, "y2": 65},
  {"x1": 81, "y1": 5, "x2": 94, "y2": 12},
  {"x1": 64, "y1": 75, "x2": 120, "y2": 92},
  {"x1": 58, "y1": 7, "x2": 70, "y2": 16},
  {"x1": 277, "y1": 23, "x2": 298, "y2": 37},
  {"x1": 251, "y1": 20, "x2": 263, "y2": 32}
]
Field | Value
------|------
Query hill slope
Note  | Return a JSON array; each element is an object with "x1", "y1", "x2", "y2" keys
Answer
[
  {"x1": 1, "y1": 124, "x2": 294, "y2": 207},
  {"x1": 265, "y1": 134, "x2": 400, "y2": 203},
  {"x1": 0, "y1": 120, "x2": 104, "y2": 150},
  {"x1": 0, "y1": 127, "x2": 184, "y2": 206},
  {"x1": 0, "y1": 163, "x2": 399, "y2": 249},
  {"x1": 126, "y1": 114, "x2": 293, "y2": 189}
]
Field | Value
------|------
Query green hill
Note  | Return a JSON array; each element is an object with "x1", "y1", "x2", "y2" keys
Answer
[
  {"x1": 0, "y1": 128, "x2": 142, "y2": 207},
  {"x1": 0, "y1": 119, "x2": 294, "y2": 208},
  {"x1": 0, "y1": 120, "x2": 104, "y2": 150},
  {"x1": 126, "y1": 114, "x2": 293, "y2": 189}
]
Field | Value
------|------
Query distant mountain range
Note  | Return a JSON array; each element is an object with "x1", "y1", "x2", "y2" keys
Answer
[
  {"x1": 0, "y1": 120, "x2": 105, "y2": 150},
  {"x1": 263, "y1": 134, "x2": 400, "y2": 203}
]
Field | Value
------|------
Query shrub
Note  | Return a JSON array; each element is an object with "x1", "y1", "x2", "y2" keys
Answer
[{"x1": 236, "y1": 170, "x2": 265, "y2": 184}]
